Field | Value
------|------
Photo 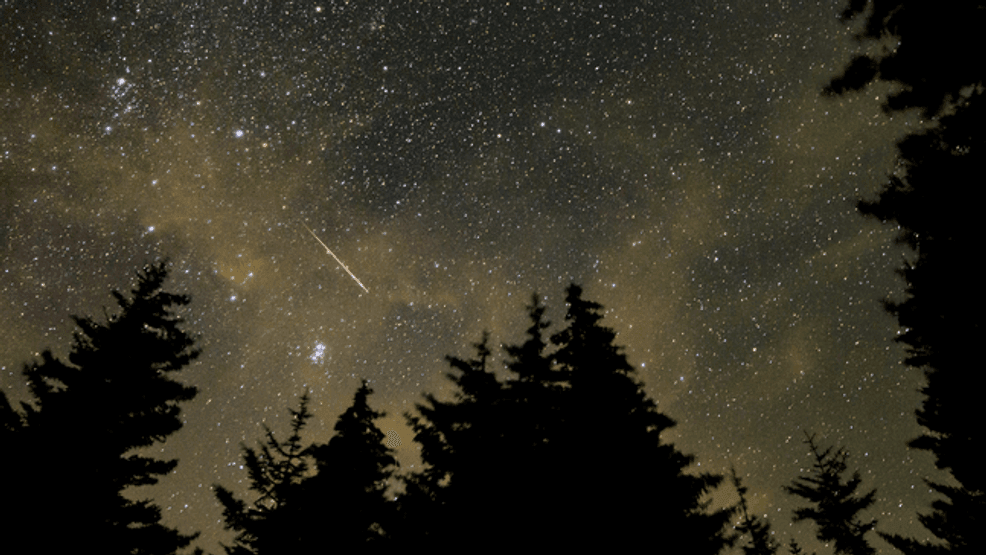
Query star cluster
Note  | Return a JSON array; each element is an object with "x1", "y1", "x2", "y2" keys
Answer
[{"x1": 1, "y1": 1, "x2": 934, "y2": 552}]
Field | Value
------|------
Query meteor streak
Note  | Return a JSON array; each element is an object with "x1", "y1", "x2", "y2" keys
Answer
[{"x1": 302, "y1": 223, "x2": 370, "y2": 294}]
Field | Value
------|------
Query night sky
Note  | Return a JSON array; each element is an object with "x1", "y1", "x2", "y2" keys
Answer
[{"x1": 1, "y1": 1, "x2": 939, "y2": 553}]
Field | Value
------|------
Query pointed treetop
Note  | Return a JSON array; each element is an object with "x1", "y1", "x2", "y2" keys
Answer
[
  {"x1": 784, "y1": 432, "x2": 877, "y2": 555},
  {"x1": 731, "y1": 466, "x2": 779, "y2": 555},
  {"x1": 503, "y1": 292, "x2": 555, "y2": 385},
  {"x1": 551, "y1": 283, "x2": 634, "y2": 378}
]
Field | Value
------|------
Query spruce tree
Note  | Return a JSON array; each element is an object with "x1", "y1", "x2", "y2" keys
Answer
[
  {"x1": 502, "y1": 293, "x2": 569, "y2": 447},
  {"x1": 0, "y1": 390, "x2": 21, "y2": 433},
  {"x1": 6, "y1": 260, "x2": 200, "y2": 554},
  {"x1": 548, "y1": 284, "x2": 734, "y2": 552},
  {"x1": 397, "y1": 298, "x2": 575, "y2": 549},
  {"x1": 731, "y1": 467, "x2": 780, "y2": 555},
  {"x1": 825, "y1": 0, "x2": 982, "y2": 118},
  {"x1": 783, "y1": 432, "x2": 877, "y2": 555},
  {"x1": 400, "y1": 286, "x2": 734, "y2": 551},
  {"x1": 214, "y1": 391, "x2": 314, "y2": 555},
  {"x1": 216, "y1": 382, "x2": 398, "y2": 553},
  {"x1": 298, "y1": 379, "x2": 399, "y2": 550},
  {"x1": 498, "y1": 293, "x2": 574, "y2": 542},
  {"x1": 397, "y1": 332, "x2": 512, "y2": 550}
]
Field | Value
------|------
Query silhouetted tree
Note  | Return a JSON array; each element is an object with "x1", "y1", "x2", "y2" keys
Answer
[
  {"x1": 784, "y1": 432, "x2": 876, "y2": 555},
  {"x1": 503, "y1": 293, "x2": 559, "y2": 388},
  {"x1": 498, "y1": 293, "x2": 573, "y2": 540},
  {"x1": 396, "y1": 331, "x2": 513, "y2": 550},
  {"x1": 0, "y1": 390, "x2": 20, "y2": 433},
  {"x1": 4, "y1": 260, "x2": 200, "y2": 554},
  {"x1": 399, "y1": 286, "x2": 734, "y2": 551},
  {"x1": 0, "y1": 390, "x2": 24, "y2": 519},
  {"x1": 828, "y1": 4, "x2": 986, "y2": 554},
  {"x1": 297, "y1": 379, "x2": 398, "y2": 550},
  {"x1": 731, "y1": 467, "x2": 780, "y2": 555},
  {"x1": 863, "y1": 97, "x2": 985, "y2": 555},
  {"x1": 214, "y1": 391, "x2": 314, "y2": 555},
  {"x1": 826, "y1": 0, "x2": 983, "y2": 118},
  {"x1": 216, "y1": 382, "x2": 398, "y2": 554},
  {"x1": 549, "y1": 284, "x2": 734, "y2": 552}
]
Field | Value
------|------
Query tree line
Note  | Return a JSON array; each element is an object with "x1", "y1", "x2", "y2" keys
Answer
[{"x1": 0, "y1": 261, "x2": 971, "y2": 554}]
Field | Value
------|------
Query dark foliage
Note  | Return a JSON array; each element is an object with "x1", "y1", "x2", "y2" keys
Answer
[
  {"x1": 829, "y1": 3, "x2": 986, "y2": 553},
  {"x1": 398, "y1": 285, "x2": 734, "y2": 552},
  {"x1": 3, "y1": 261, "x2": 200, "y2": 554},
  {"x1": 300, "y1": 380, "x2": 398, "y2": 549},
  {"x1": 215, "y1": 382, "x2": 397, "y2": 554},
  {"x1": 550, "y1": 284, "x2": 735, "y2": 552},
  {"x1": 731, "y1": 467, "x2": 780, "y2": 555},
  {"x1": 861, "y1": 93, "x2": 986, "y2": 500},
  {"x1": 214, "y1": 391, "x2": 314, "y2": 555},
  {"x1": 0, "y1": 390, "x2": 21, "y2": 433},
  {"x1": 826, "y1": 0, "x2": 984, "y2": 118},
  {"x1": 784, "y1": 433, "x2": 876, "y2": 555},
  {"x1": 394, "y1": 331, "x2": 514, "y2": 549}
]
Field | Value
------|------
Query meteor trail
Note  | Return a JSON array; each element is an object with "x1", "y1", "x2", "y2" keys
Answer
[{"x1": 302, "y1": 223, "x2": 370, "y2": 294}]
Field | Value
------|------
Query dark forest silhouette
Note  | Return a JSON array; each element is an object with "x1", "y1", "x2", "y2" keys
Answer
[
  {"x1": 827, "y1": 1, "x2": 985, "y2": 553},
  {"x1": 214, "y1": 382, "x2": 398, "y2": 553},
  {"x1": 1, "y1": 261, "x2": 201, "y2": 554},
  {"x1": 212, "y1": 286, "x2": 738, "y2": 553},
  {"x1": 0, "y1": 252, "x2": 970, "y2": 554},
  {"x1": 390, "y1": 286, "x2": 736, "y2": 552}
]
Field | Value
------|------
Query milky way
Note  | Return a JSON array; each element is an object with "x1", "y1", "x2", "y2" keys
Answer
[{"x1": 1, "y1": 2, "x2": 935, "y2": 552}]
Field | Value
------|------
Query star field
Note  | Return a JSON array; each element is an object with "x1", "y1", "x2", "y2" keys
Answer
[{"x1": 1, "y1": 1, "x2": 937, "y2": 552}]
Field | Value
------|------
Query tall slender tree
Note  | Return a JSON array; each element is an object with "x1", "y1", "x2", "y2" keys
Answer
[
  {"x1": 783, "y1": 432, "x2": 877, "y2": 555},
  {"x1": 396, "y1": 332, "x2": 512, "y2": 550},
  {"x1": 298, "y1": 379, "x2": 399, "y2": 550},
  {"x1": 498, "y1": 293, "x2": 573, "y2": 542},
  {"x1": 6, "y1": 260, "x2": 200, "y2": 554},
  {"x1": 214, "y1": 391, "x2": 314, "y2": 555},
  {"x1": 549, "y1": 283, "x2": 734, "y2": 553},
  {"x1": 731, "y1": 467, "x2": 780, "y2": 555}
]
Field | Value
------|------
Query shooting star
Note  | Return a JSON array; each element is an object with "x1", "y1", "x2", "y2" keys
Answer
[{"x1": 302, "y1": 222, "x2": 370, "y2": 294}]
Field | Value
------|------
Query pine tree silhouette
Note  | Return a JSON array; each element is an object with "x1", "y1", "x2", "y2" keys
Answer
[
  {"x1": 825, "y1": 0, "x2": 983, "y2": 118},
  {"x1": 499, "y1": 293, "x2": 572, "y2": 541},
  {"x1": 783, "y1": 432, "x2": 877, "y2": 555},
  {"x1": 216, "y1": 382, "x2": 398, "y2": 554},
  {"x1": 549, "y1": 283, "x2": 734, "y2": 552},
  {"x1": 860, "y1": 95, "x2": 985, "y2": 555},
  {"x1": 0, "y1": 390, "x2": 21, "y2": 434},
  {"x1": 396, "y1": 331, "x2": 513, "y2": 550},
  {"x1": 400, "y1": 285, "x2": 734, "y2": 551},
  {"x1": 5, "y1": 260, "x2": 200, "y2": 554},
  {"x1": 731, "y1": 466, "x2": 780, "y2": 555},
  {"x1": 298, "y1": 379, "x2": 398, "y2": 550},
  {"x1": 214, "y1": 390, "x2": 314, "y2": 555}
]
